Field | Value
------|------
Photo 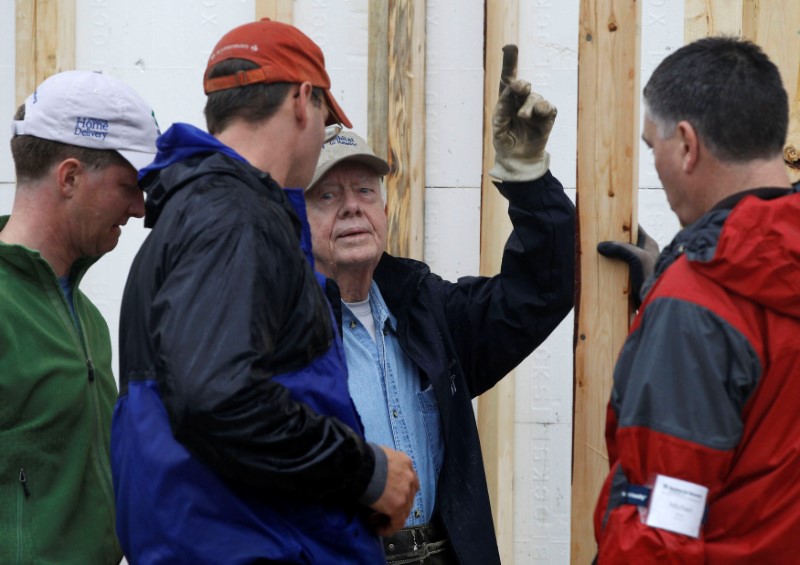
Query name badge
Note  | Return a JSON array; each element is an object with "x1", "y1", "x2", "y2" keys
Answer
[{"x1": 645, "y1": 474, "x2": 708, "y2": 538}]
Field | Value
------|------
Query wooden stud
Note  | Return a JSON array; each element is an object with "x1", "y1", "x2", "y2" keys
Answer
[
  {"x1": 477, "y1": 2, "x2": 519, "y2": 563},
  {"x1": 381, "y1": 0, "x2": 426, "y2": 260},
  {"x1": 255, "y1": 0, "x2": 294, "y2": 24},
  {"x1": 571, "y1": 1, "x2": 641, "y2": 563},
  {"x1": 368, "y1": 0, "x2": 425, "y2": 259},
  {"x1": 15, "y1": 0, "x2": 76, "y2": 107},
  {"x1": 684, "y1": 0, "x2": 743, "y2": 39},
  {"x1": 368, "y1": 1, "x2": 389, "y2": 163}
]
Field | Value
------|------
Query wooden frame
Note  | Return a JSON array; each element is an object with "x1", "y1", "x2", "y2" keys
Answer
[
  {"x1": 368, "y1": 0, "x2": 426, "y2": 260},
  {"x1": 15, "y1": 0, "x2": 76, "y2": 107},
  {"x1": 571, "y1": 1, "x2": 641, "y2": 563},
  {"x1": 476, "y1": 2, "x2": 520, "y2": 563},
  {"x1": 255, "y1": 0, "x2": 293, "y2": 23}
]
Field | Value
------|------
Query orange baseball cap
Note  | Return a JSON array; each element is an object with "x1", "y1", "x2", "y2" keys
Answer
[{"x1": 203, "y1": 18, "x2": 352, "y2": 128}]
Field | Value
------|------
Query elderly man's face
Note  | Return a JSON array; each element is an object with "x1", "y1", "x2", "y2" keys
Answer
[{"x1": 305, "y1": 161, "x2": 388, "y2": 280}]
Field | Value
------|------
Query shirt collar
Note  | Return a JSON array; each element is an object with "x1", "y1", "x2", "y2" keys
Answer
[{"x1": 368, "y1": 281, "x2": 397, "y2": 332}]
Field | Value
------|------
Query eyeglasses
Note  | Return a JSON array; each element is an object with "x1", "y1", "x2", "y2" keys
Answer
[{"x1": 324, "y1": 124, "x2": 342, "y2": 143}]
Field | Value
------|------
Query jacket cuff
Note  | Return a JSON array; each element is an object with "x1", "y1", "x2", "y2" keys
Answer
[
  {"x1": 493, "y1": 169, "x2": 555, "y2": 192},
  {"x1": 358, "y1": 443, "x2": 387, "y2": 506}
]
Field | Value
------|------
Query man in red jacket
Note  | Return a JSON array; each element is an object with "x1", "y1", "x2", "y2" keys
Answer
[{"x1": 594, "y1": 37, "x2": 800, "y2": 564}]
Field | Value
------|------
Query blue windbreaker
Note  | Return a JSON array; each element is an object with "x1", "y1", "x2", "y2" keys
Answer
[{"x1": 112, "y1": 123, "x2": 384, "y2": 564}]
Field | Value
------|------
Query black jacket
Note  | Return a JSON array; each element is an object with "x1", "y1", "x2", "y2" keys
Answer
[
  {"x1": 118, "y1": 127, "x2": 375, "y2": 504},
  {"x1": 114, "y1": 125, "x2": 385, "y2": 561},
  {"x1": 328, "y1": 171, "x2": 576, "y2": 564}
]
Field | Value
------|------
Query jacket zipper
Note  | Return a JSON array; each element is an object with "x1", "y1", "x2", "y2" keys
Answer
[
  {"x1": 76, "y1": 309, "x2": 116, "y2": 528},
  {"x1": 66, "y1": 296, "x2": 113, "y2": 507},
  {"x1": 18, "y1": 468, "x2": 30, "y2": 498},
  {"x1": 37, "y1": 263, "x2": 117, "y2": 549},
  {"x1": 53, "y1": 275, "x2": 116, "y2": 533},
  {"x1": 17, "y1": 468, "x2": 30, "y2": 564}
]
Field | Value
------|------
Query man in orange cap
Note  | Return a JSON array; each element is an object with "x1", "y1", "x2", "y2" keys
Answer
[{"x1": 111, "y1": 19, "x2": 418, "y2": 564}]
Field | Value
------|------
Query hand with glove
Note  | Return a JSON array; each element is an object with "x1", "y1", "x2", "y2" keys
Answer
[
  {"x1": 489, "y1": 44, "x2": 557, "y2": 182},
  {"x1": 597, "y1": 225, "x2": 660, "y2": 309}
]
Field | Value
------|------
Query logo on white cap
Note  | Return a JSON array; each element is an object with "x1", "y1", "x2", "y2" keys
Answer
[
  {"x1": 307, "y1": 130, "x2": 390, "y2": 192},
  {"x1": 74, "y1": 117, "x2": 110, "y2": 141}
]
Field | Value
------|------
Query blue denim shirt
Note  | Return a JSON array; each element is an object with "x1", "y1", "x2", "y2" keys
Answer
[{"x1": 342, "y1": 282, "x2": 445, "y2": 526}]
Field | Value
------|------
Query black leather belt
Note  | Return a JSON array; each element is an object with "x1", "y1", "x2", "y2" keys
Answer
[{"x1": 382, "y1": 517, "x2": 453, "y2": 564}]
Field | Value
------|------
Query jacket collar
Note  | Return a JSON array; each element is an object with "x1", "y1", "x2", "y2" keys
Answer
[
  {"x1": 372, "y1": 252, "x2": 428, "y2": 319},
  {"x1": 324, "y1": 253, "x2": 428, "y2": 328},
  {"x1": 645, "y1": 187, "x2": 794, "y2": 298},
  {"x1": 710, "y1": 187, "x2": 791, "y2": 214}
]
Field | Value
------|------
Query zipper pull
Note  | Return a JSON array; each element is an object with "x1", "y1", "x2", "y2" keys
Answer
[
  {"x1": 87, "y1": 359, "x2": 95, "y2": 382},
  {"x1": 19, "y1": 468, "x2": 30, "y2": 498}
]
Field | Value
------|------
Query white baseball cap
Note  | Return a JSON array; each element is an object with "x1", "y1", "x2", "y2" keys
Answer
[
  {"x1": 12, "y1": 70, "x2": 160, "y2": 171},
  {"x1": 307, "y1": 130, "x2": 390, "y2": 192}
]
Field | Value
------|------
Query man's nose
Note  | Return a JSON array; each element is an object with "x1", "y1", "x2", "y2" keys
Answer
[{"x1": 339, "y1": 190, "x2": 362, "y2": 216}]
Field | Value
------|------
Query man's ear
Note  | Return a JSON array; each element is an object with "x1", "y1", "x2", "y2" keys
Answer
[
  {"x1": 55, "y1": 158, "x2": 82, "y2": 198},
  {"x1": 293, "y1": 82, "x2": 315, "y2": 128},
  {"x1": 676, "y1": 120, "x2": 699, "y2": 174}
]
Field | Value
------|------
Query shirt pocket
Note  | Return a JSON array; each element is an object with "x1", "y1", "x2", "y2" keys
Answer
[{"x1": 416, "y1": 385, "x2": 445, "y2": 478}]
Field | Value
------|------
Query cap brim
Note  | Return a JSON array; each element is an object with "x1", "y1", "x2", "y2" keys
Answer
[
  {"x1": 117, "y1": 149, "x2": 156, "y2": 172},
  {"x1": 307, "y1": 154, "x2": 390, "y2": 192},
  {"x1": 323, "y1": 90, "x2": 353, "y2": 129}
]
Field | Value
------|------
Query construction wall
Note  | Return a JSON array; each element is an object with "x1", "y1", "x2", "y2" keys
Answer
[{"x1": 1, "y1": 1, "x2": 687, "y2": 564}]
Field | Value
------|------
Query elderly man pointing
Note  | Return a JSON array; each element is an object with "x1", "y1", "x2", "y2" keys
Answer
[{"x1": 304, "y1": 58, "x2": 575, "y2": 564}]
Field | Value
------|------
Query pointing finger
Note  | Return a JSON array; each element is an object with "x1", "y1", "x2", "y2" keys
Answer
[{"x1": 499, "y1": 44, "x2": 519, "y2": 96}]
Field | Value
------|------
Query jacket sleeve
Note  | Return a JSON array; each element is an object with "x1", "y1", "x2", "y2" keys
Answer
[
  {"x1": 439, "y1": 170, "x2": 575, "y2": 397},
  {"x1": 149, "y1": 198, "x2": 376, "y2": 505},
  {"x1": 594, "y1": 296, "x2": 762, "y2": 563}
]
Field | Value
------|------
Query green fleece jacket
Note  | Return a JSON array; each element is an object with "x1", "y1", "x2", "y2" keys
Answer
[{"x1": 0, "y1": 217, "x2": 122, "y2": 564}]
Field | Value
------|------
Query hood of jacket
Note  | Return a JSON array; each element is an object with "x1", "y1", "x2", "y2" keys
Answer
[
  {"x1": 651, "y1": 187, "x2": 800, "y2": 319},
  {"x1": 138, "y1": 123, "x2": 259, "y2": 228}
]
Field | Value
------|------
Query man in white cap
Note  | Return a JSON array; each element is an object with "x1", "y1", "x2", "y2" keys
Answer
[
  {"x1": 304, "y1": 57, "x2": 576, "y2": 564},
  {"x1": 0, "y1": 69, "x2": 159, "y2": 564}
]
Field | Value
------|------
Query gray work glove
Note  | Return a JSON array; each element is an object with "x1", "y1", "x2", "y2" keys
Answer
[
  {"x1": 489, "y1": 45, "x2": 557, "y2": 182},
  {"x1": 597, "y1": 225, "x2": 660, "y2": 309}
]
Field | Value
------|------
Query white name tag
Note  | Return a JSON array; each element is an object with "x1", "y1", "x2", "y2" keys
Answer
[{"x1": 645, "y1": 474, "x2": 708, "y2": 538}]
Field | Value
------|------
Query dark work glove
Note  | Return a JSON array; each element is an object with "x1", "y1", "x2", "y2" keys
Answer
[{"x1": 597, "y1": 225, "x2": 659, "y2": 309}]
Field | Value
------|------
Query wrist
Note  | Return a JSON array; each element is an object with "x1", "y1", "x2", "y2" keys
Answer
[{"x1": 358, "y1": 443, "x2": 387, "y2": 506}]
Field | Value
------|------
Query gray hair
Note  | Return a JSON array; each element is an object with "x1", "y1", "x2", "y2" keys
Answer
[{"x1": 643, "y1": 36, "x2": 787, "y2": 162}]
